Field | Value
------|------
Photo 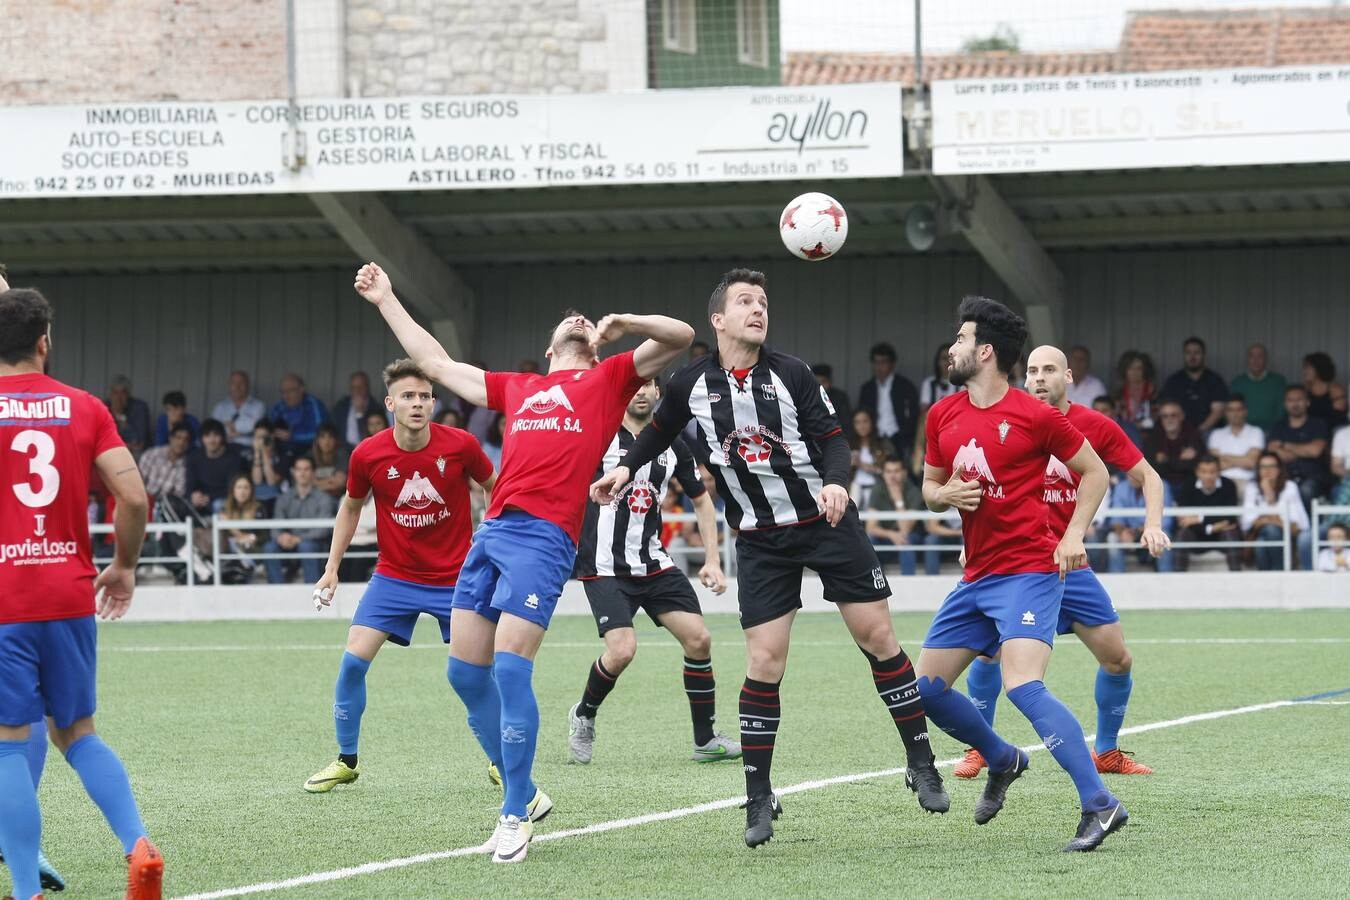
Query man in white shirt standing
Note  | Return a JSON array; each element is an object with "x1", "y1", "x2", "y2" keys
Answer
[
  {"x1": 1207, "y1": 394, "x2": 1265, "y2": 489},
  {"x1": 211, "y1": 370, "x2": 267, "y2": 450},
  {"x1": 1065, "y1": 346, "x2": 1109, "y2": 407}
]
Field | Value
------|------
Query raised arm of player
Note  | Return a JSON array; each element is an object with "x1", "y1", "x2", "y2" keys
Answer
[
  {"x1": 314, "y1": 491, "x2": 366, "y2": 611},
  {"x1": 354, "y1": 262, "x2": 488, "y2": 407},
  {"x1": 592, "y1": 314, "x2": 695, "y2": 379},
  {"x1": 92, "y1": 446, "x2": 150, "y2": 621},
  {"x1": 1057, "y1": 442, "x2": 1109, "y2": 578},
  {"x1": 1123, "y1": 459, "x2": 1171, "y2": 558}
]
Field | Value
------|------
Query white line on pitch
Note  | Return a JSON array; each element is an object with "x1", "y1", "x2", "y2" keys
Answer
[{"x1": 172, "y1": 694, "x2": 1343, "y2": 900}]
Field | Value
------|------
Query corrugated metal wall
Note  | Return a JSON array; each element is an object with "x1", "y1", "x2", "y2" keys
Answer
[{"x1": 22, "y1": 245, "x2": 1350, "y2": 416}]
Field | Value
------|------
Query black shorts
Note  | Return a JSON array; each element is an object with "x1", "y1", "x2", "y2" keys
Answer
[
  {"x1": 582, "y1": 569, "x2": 703, "y2": 637},
  {"x1": 735, "y1": 505, "x2": 890, "y2": 629}
]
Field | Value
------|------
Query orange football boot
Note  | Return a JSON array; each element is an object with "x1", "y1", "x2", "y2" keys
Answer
[
  {"x1": 1093, "y1": 748, "x2": 1154, "y2": 775},
  {"x1": 953, "y1": 748, "x2": 987, "y2": 779},
  {"x1": 125, "y1": 837, "x2": 164, "y2": 900}
]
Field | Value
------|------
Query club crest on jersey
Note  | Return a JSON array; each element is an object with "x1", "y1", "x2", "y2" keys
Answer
[
  {"x1": 514, "y1": 384, "x2": 574, "y2": 415},
  {"x1": 435, "y1": 456, "x2": 446, "y2": 475},
  {"x1": 998, "y1": 419, "x2": 1011, "y2": 444},
  {"x1": 760, "y1": 382, "x2": 777, "y2": 400}
]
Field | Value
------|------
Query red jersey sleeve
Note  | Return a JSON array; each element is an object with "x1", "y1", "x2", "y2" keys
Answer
[
  {"x1": 602, "y1": 351, "x2": 645, "y2": 394},
  {"x1": 346, "y1": 441, "x2": 372, "y2": 498},
  {"x1": 484, "y1": 372, "x2": 512, "y2": 413},
  {"x1": 923, "y1": 402, "x2": 945, "y2": 469},
  {"x1": 462, "y1": 432, "x2": 494, "y2": 484},
  {"x1": 1039, "y1": 403, "x2": 1087, "y2": 462},
  {"x1": 1092, "y1": 415, "x2": 1145, "y2": 472},
  {"x1": 89, "y1": 398, "x2": 124, "y2": 458}
]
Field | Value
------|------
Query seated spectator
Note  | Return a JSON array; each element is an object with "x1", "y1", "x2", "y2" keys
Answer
[
  {"x1": 338, "y1": 494, "x2": 379, "y2": 583},
  {"x1": 1318, "y1": 523, "x2": 1350, "y2": 572},
  {"x1": 154, "y1": 390, "x2": 200, "y2": 447},
  {"x1": 1231, "y1": 343, "x2": 1286, "y2": 432},
  {"x1": 1145, "y1": 399, "x2": 1205, "y2": 492},
  {"x1": 212, "y1": 370, "x2": 268, "y2": 450},
  {"x1": 518, "y1": 358, "x2": 541, "y2": 374},
  {"x1": 1113, "y1": 350, "x2": 1156, "y2": 435},
  {"x1": 1103, "y1": 475, "x2": 1175, "y2": 573},
  {"x1": 1207, "y1": 394, "x2": 1264, "y2": 489},
  {"x1": 186, "y1": 419, "x2": 245, "y2": 516},
  {"x1": 106, "y1": 374, "x2": 151, "y2": 456},
  {"x1": 857, "y1": 341, "x2": 919, "y2": 459},
  {"x1": 919, "y1": 343, "x2": 960, "y2": 410},
  {"x1": 310, "y1": 423, "x2": 351, "y2": 498},
  {"x1": 264, "y1": 456, "x2": 337, "y2": 584},
  {"x1": 689, "y1": 341, "x2": 710, "y2": 361},
  {"x1": 248, "y1": 419, "x2": 288, "y2": 507},
  {"x1": 332, "y1": 371, "x2": 386, "y2": 447},
  {"x1": 848, "y1": 408, "x2": 895, "y2": 507},
  {"x1": 218, "y1": 474, "x2": 268, "y2": 584},
  {"x1": 1241, "y1": 452, "x2": 1312, "y2": 571},
  {"x1": 923, "y1": 509, "x2": 963, "y2": 575},
  {"x1": 138, "y1": 422, "x2": 192, "y2": 503},
  {"x1": 1162, "y1": 336, "x2": 1228, "y2": 432},
  {"x1": 1301, "y1": 351, "x2": 1348, "y2": 430},
  {"x1": 483, "y1": 414, "x2": 505, "y2": 468},
  {"x1": 1174, "y1": 455, "x2": 1241, "y2": 571},
  {"x1": 864, "y1": 457, "x2": 924, "y2": 576},
  {"x1": 436, "y1": 408, "x2": 464, "y2": 429},
  {"x1": 1092, "y1": 395, "x2": 1144, "y2": 453},
  {"x1": 1267, "y1": 385, "x2": 1331, "y2": 509},
  {"x1": 1330, "y1": 423, "x2": 1350, "y2": 527},
  {"x1": 269, "y1": 372, "x2": 328, "y2": 454},
  {"x1": 364, "y1": 409, "x2": 390, "y2": 440},
  {"x1": 811, "y1": 363, "x2": 853, "y2": 435},
  {"x1": 1065, "y1": 345, "x2": 1108, "y2": 407}
]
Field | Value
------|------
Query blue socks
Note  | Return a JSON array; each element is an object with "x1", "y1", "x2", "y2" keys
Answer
[
  {"x1": 965, "y1": 658, "x2": 1002, "y2": 728},
  {"x1": 334, "y1": 651, "x2": 371, "y2": 756},
  {"x1": 26, "y1": 716, "x2": 48, "y2": 788},
  {"x1": 447, "y1": 657, "x2": 506, "y2": 772},
  {"x1": 916, "y1": 676, "x2": 1017, "y2": 772},
  {"x1": 1006, "y1": 680, "x2": 1112, "y2": 812},
  {"x1": 64, "y1": 734, "x2": 147, "y2": 855},
  {"x1": 1094, "y1": 668, "x2": 1133, "y2": 755},
  {"x1": 492, "y1": 651, "x2": 539, "y2": 818},
  {"x1": 0, "y1": 740, "x2": 43, "y2": 899}
]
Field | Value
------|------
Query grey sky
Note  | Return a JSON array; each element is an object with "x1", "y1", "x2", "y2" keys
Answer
[{"x1": 780, "y1": 0, "x2": 1341, "y2": 54}]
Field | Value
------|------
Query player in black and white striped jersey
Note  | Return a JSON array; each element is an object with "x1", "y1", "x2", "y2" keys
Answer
[
  {"x1": 568, "y1": 379, "x2": 741, "y2": 766},
  {"x1": 591, "y1": 268, "x2": 948, "y2": 849}
]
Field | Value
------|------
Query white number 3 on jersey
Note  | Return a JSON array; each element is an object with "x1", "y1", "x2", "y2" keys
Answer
[{"x1": 10, "y1": 430, "x2": 61, "y2": 508}]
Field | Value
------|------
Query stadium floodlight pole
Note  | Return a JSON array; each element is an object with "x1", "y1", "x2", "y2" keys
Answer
[
  {"x1": 282, "y1": 0, "x2": 307, "y2": 172},
  {"x1": 911, "y1": 0, "x2": 928, "y2": 168}
]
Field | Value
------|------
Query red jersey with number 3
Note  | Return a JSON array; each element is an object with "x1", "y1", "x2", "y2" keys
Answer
[
  {"x1": 0, "y1": 373, "x2": 124, "y2": 623},
  {"x1": 346, "y1": 423, "x2": 493, "y2": 586},
  {"x1": 485, "y1": 351, "x2": 647, "y2": 544},
  {"x1": 1042, "y1": 403, "x2": 1143, "y2": 538},
  {"x1": 925, "y1": 387, "x2": 1086, "y2": 581}
]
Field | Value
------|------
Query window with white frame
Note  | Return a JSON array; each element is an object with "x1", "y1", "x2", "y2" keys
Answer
[
  {"x1": 663, "y1": 0, "x2": 697, "y2": 54},
  {"x1": 737, "y1": 0, "x2": 768, "y2": 67}
]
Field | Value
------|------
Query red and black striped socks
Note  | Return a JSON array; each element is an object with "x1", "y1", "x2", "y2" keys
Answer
[
  {"x1": 739, "y1": 677, "x2": 781, "y2": 797},
  {"x1": 683, "y1": 657, "x2": 717, "y2": 745}
]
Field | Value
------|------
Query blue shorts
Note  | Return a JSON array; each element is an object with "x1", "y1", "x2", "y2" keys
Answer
[
  {"x1": 1057, "y1": 567, "x2": 1119, "y2": 635},
  {"x1": 923, "y1": 572, "x2": 1064, "y2": 658},
  {"x1": 352, "y1": 573, "x2": 456, "y2": 646},
  {"x1": 0, "y1": 616, "x2": 97, "y2": 728},
  {"x1": 452, "y1": 511, "x2": 576, "y2": 630}
]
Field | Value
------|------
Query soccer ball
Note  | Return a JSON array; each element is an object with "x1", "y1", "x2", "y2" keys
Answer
[{"x1": 779, "y1": 192, "x2": 848, "y2": 261}]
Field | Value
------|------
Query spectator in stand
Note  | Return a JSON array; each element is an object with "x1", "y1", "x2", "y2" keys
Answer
[
  {"x1": 919, "y1": 343, "x2": 960, "y2": 410},
  {"x1": 483, "y1": 413, "x2": 505, "y2": 469},
  {"x1": 1065, "y1": 345, "x2": 1108, "y2": 407},
  {"x1": 518, "y1": 358, "x2": 540, "y2": 374},
  {"x1": 1231, "y1": 343, "x2": 1286, "y2": 432},
  {"x1": 1104, "y1": 474, "x2": 1175, "y2": 573},
  {"x1": 923, "y1": 509, "x2": 963, "y2": 576},
  {"x1": 212, "y1": 369, "x2": 267, "y2": 450},
  {"x1": 363, "y1": 409, "x2": 389, "y2": 440},
  {"x1": 249, "y1": 419, "x2": 287, "y2": 506},
  {"x1": 154, "y1": 390, "x2": 200, "y2": 447},
  {"x1": 1146, "y1": 399, "x2": 1206, "y2": 492},
  {"x1": 1114, "y1": 350, "x2": 1157, "y2": 435},
  {"x1": 331, "y1": 371, "x2": 387, "y2": 447},
  {"x1": 218, "y1": 474, "x2": 267, "y2": 584},
  {"x1": 310, "y1": 423, "x2": 350, "y2": 498},
  {"x1": 269, "y1": 372, "x2": 328, "y2": 455},
  {"x1": 138, "y1": 422, "x2": 191, "y2": 503},
  {"x1": 436, "y1": 408, "x2": 464, "y2": 429},
  {"x1": 856, "y1": 341, "x2": 919, "y2": 457},
  {"x1": 106, "y1": 374, "x2": 151, "y2": 455},
  {"x1": 1330, "y1": 421, "x2": 1350, "y2": 521},
  {"x1": 264, "y1": 456, "x2": 337, "y2": 584},
  {"x1": 186, "y1": 419, "x2": 245, "y2": 516},
  {"x1": 1092, "y1": 395, "x2": 1145, "y2": 453},
  {"x1": 848, "y1": 408, "x2": 894, "y2": 507},
  {"x1": 689, "y1": 341, "x2": 710, "y2": 361},
  {"x1": 1301, "y1": 351, "x2": 1348, "y2": 430},
  {"x1": 1207, "y1": 394, "x2": 1264, "y2": 489},
  {"x1": 811, "y1": 363, "x2": 853, "y2": 436},
  {"x1": 1267, "y1": 385, "x2": 1331, "y2": 509},
  {"x1": 1174, "y1": 454, "x2": 1242, "y2": 572},
  {"x1": 1162, "y1": 336, "x2": 1228, "y2": 433},
  {"x1": 1241, "y1": 452, "x2": 1312, "y2": 571},
  {"x1": 864, "y1": 457, "x2": 924, "y2": 576},
  {"x1": 1318, "y1": 523, "x2": 1350, "y2": 572}
]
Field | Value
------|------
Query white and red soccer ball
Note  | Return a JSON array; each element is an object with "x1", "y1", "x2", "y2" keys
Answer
[{"x1": 779, "y1": 192, "x2": 848, "y2": 261}]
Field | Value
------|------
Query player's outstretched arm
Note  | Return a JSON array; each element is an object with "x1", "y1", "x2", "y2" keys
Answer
[
  {"x1": 92, "y1": 446, "x2": 149, "y2": 620},
  {"x1": 690, "y1": 491, "x2": 727, "y2": 594},
  {"x1": 354, "y1": 262, "x2": 488, "y2": 407},
  {"x1": 1124, "y1": 459, "x2": 1172, "y2": 558},
  {"x1": 314, "y1": 493, "x2": 365, "y2": 610},
  {"x1": 593, "y1": 313, "x2": 695, "y2": 379},
  {"x1": 1057, "y1": 442, "x2": 1109, "y2": 577}
]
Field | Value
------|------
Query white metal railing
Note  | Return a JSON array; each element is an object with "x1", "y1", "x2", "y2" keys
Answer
[
  {"x1": 91, "y1": 521, "x2": 198, "y2": 586},
  {"x1": 1311, "y1": 501, "x2": 1350, "y2": 563},
  {"x1": 209, "y1": 517, "x2": 374, "y2": 586}
]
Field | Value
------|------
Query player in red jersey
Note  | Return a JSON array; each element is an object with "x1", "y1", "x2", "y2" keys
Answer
[
  {"x1": 355, "y1": 262, "x2": 692, "y2": 863},
  {"x1": 0, "y1": 286, "x2": 163, "y2": 900},
  {"x1": 954, "y1": 345, "x2": 1170, "y2": 781},
  {"x1": 915, "y1": 296, "x2": 1129, "y2": 853}
]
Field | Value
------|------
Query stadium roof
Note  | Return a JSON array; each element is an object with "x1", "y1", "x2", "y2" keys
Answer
[{"x1": 783, "y1": 6, "x2": 1350, "y2": 86}]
